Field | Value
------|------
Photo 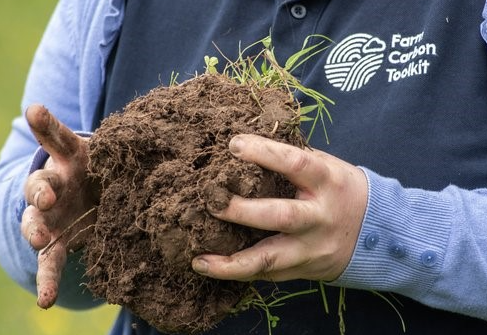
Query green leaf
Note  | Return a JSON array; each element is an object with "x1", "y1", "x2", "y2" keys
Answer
[
  {"x1": 262, "y1": 35, "x2": 272, "y2": 49},
  {"x1": 270, "y1": 315, "x2": 280, "y2": 328},
  {"x1": 300, "y1": 104, "x2": 318, "y2": 115},
  {"x1": 284, "y1": 43, "x2": 322, "y2": 71},
  {"x1": 204, "y1": 55, "x2": 219, "y2": 74},
  {"x1": 261, "y1": 60, "x2": 268, "y2": 75},
  {"x1": 300, "y1": 115, "x2": 315, "y2": 122}
]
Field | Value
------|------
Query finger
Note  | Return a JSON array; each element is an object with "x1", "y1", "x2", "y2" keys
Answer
[
  {"x1": 211, "y1": 195, "x2": 318, "y2": 233},
  {"x1": 36, "y1": 243, "x2": 67, "y2": 309},
  {"x1": 21, "y1": 206, "x2": 51, "y2": 250},
  {"x1": 192, "y1": 234, "x2": 307, "y2": 281},
  {"x1": 24, "y1": 169, "x2": 60, "y2": 211},
  {"x1": 26, "y1": 104, "x2": 81, "y2": 163},
  {"x1": 229, "y1": 134, "x2": 328, "y2": 190}
]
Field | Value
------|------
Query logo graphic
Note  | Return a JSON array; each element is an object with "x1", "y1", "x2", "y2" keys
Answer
[
  {"x1": 325, "y1": 33, "x2": 386, "y2": 92},
  {"x1": 324, "y1": 31, "x2": 437, "y2": 92}
]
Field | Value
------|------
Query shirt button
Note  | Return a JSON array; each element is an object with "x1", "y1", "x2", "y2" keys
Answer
[
  {"x1": 421, "y1": 250, "x2": 438, "y2": 267},
  {"x1": 364, "y1": 232, "x2": 380, "y2": 250},
  {"x1": 290, "y1": 4, "x2": 307, "y2": 19},
  {"x1": 389, "y1": 242, "x2": 407, "y2": 258}
]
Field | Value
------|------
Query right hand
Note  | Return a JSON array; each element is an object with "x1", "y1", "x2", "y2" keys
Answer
[{"x1": 20, "y1": 104, "x2": 98, "y2": 309}]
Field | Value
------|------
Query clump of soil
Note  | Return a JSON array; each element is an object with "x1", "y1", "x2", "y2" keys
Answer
[{"x1": 84, "y1": 73, "x2": 304, "y2": 333}]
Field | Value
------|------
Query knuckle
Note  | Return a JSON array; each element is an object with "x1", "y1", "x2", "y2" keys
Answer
[
  {"x1": 28, "y1": 169, "x2": 45, "y2": 181},
  {"x1": 312, "y1": 151, "x2": 333, "y2": 178},
  {"x1": 22, "y1": 203, "x2": 58, "y2": 233},
  {"x1": 23, "y1": 209, "x2": 51, "y2": 250},
  {"x1": 38, "y1": 188, "x2": 56, "y2": 211},
  {"x1": 274, "y1": 202, "x2": 299, "y2": 232},
  {"x1": 287, "y1": 150, "x2": 311, "y2": 174},
  {"x1": 44, "y1": 170, "x2": 60, "y2": 191},
  {"x1": 259, "y1": 251, "x2": 276, "y2": 275},
  {"x1": 25, "y1": 171, "x2": 60, "y2": 210},
  {"x1": 215, "y1": 255, "x2": 248, "y2": 280},
  {"x1": 325, "y1": 169, "x2": 350, "y2": 199},
  {"x1": 29, "y1": 230, "x2": 50, "y2": 250},
  {"x1": 24, "y1": 171, "x2": 43, "y2": 200},
  {"x1": 39, "y1": 246, "x2": 67, "y2": 270},
  {"x1": 25, "y1": 170, "x2": 50, "y2": 192},
  {"x1": 221, "y1": 196, "x2": 245, "y2": 222}
]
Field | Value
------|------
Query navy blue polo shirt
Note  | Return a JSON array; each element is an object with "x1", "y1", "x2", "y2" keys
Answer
[{"x1": 101, "y1": 1, "x2": 487, "y2": 334}]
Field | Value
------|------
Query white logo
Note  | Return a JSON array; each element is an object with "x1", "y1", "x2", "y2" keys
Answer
[
  {"x1": 325, "y1": 33, "x2": 386, "y2": 92},
  {"x1": 325, "y1": 32, "x2": 438, "y2": 92}
]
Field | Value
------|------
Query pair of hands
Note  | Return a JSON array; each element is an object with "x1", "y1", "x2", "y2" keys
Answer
[{"x1": 22, "y1": 104, "x2": 368, "y2": 309}]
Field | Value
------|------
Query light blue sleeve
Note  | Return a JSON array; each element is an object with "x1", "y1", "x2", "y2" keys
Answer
[
  {"x1": 0, "y1": 0, "x2": 99, "y2": 309},
  {"x1": 334, "y1": 167, "x2": 487, "y2": 320},
  {"x1": 480, "y1": 1, "x2": 487, "y2": 44}
]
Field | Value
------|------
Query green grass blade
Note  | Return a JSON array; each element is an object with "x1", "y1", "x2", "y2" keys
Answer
[
  {"x1": 370, "y1": 291, "x2": 406, "y2": 333},
  {"x1": 300, "y1": 104, "x2": 318, "y2": 115}
]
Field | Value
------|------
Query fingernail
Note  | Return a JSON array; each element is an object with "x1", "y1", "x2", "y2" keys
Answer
[
  {"x1": 206, "y1": 203, "x2": 222, "y2": 215},
  {"x1": 192, "y1": 258, "x2": 209, "y2": 274},
  {"x1": 229, "y1": 136, "x2": 244, "y2": 155}
]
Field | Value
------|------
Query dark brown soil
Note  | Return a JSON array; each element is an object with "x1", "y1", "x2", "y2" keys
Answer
[{"x1": 84, "y1": 73, "x2": 304, "y2": 333}]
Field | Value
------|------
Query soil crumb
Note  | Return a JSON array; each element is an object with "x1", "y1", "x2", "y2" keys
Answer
[{"x1": 84, "y1": 73, "x2": 304, "y2": 333}]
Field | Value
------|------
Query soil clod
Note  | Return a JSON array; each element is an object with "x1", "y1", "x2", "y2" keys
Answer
[{"x1": 84, "y1": 73, "x2": 303, "y2": 333}]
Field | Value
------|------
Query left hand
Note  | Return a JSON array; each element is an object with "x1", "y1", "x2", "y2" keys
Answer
[
  {"x1": 21, "y1": 105, "x2": 98, "y2": 308},
  {"x1": 192, "y1": 134, "x2": 368, "y2": 282}
]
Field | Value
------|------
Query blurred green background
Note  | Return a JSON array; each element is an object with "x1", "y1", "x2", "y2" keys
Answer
[{"x1": 0, "y1": 1, "x2": 119, "y2": 334}]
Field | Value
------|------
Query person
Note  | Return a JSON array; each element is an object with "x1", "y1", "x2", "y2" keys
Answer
[{"x1": 2, "y1": 0, "x2": 487, "y2": 334}]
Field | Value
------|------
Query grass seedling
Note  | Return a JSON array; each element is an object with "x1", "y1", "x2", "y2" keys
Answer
[
  {"x1": 169, "y1": 70, "x2": 179, "y2": 87},
  {"x1": 207, "y1": 34, "x2": 335, "y2": 143},
  {"x1": 232, "y1": 282, "x2": 351, "y2": 335},
  {"x1": 233, "y1": 286, "x2": 320, "y2": 335}
]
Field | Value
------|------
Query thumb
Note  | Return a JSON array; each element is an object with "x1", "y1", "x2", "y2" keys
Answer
[{"x1": 26, "y1": 104, "x2": 82, "y2": 164}]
